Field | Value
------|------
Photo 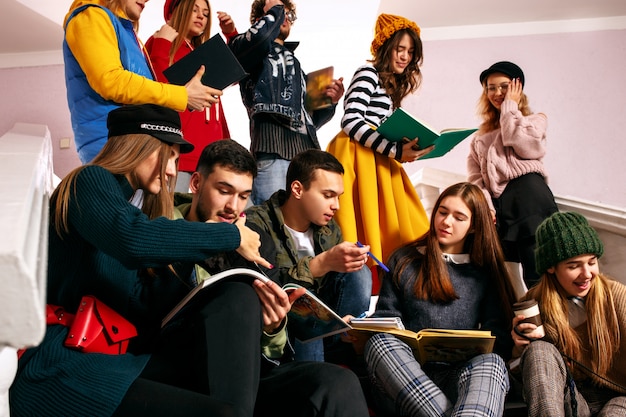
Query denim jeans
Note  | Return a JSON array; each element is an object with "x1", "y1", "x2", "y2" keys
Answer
[
  {"x1": 251, "y1": 153, "x2": 290, "y2": 206},
  {"x1": 293, "y1": 266, "x2": 372, "y2": 362}
]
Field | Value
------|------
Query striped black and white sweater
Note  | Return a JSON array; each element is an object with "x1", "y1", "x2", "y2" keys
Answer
[{"x1": 341, "y1": 63, "x2": 404, "y2": 161}]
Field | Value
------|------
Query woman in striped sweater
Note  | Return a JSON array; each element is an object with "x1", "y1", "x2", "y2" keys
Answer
[{"x1": 327, "y1": 13, "x2": 432, "y2": 285}]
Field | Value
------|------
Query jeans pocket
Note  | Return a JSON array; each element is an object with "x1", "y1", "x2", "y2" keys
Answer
[{"x1": 256, "y1": 157, "x2": 277, "y2": 172}]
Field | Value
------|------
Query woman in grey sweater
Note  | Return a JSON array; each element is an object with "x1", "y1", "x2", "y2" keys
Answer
[{"x1": 365, "y1": 182, "x2": 517, "y2": 417}]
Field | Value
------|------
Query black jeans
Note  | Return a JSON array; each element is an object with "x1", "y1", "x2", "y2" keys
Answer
[
  {"x1": 256, "y1": 361, "x2": 370, "y2": 417},
  {"x1": 114, "y1": 280, "x2": 263, "y2": 417}
]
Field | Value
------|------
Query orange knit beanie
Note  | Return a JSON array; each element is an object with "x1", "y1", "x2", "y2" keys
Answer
[{"x1": 370, "y1": 13, "x2": 421, "y2": 56}]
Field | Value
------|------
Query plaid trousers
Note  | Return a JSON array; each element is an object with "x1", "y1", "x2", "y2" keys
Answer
[
  {"x1": 521, "y1": 340, "x2": 626, "y2": 417},
  {"x1": 365, "y1": 333, "x2": 509, "y2": 417}
]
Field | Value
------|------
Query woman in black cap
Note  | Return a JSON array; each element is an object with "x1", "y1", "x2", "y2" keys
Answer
[
  {"x1": 10, "y1": 104, "x2": 272, "y2": 417},
  {"x1": 468, "y1": 61, "x2": 558, "y2": 289}
]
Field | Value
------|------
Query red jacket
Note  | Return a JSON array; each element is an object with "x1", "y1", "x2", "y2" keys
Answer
[{"x1": 145, "y1": 36, "x2": 231, "y2": 172}]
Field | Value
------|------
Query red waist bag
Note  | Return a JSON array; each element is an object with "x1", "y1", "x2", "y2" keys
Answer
[{"x1": 63, "y1": 295, "x2": 137, "y2": 355}]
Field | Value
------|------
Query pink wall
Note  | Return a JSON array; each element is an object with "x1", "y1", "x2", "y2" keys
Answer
[
  {"x1": 1, "y1": 28, "x2": 624, "y2": 208},
  {"x1": 0, "y1": 64, "x2": 80, "y2": 179},
  {"x1": 402, "y1": 28, "x2": 626, "y2": 208}
]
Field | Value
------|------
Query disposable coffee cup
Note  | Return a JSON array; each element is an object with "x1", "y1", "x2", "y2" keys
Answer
[{"x1": 513, "y1": 299, "x2": 545, "y2": 338}]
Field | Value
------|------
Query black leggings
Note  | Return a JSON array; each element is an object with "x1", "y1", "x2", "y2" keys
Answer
[
  {"x1": 115, "y1": 280, "x2": 263, "y2": 417},
  {"x1": 113, "y1": 377, "x2": 234, "y2": 417}
]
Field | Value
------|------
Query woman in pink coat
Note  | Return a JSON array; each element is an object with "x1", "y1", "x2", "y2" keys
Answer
[{"x1": 468, "y1": 61, "x2": 558, "y2": 289}]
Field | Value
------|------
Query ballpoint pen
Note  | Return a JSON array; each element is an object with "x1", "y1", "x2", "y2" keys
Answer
[{"x1": 356, "y1": 241, "x2": 390, "y2": 273}]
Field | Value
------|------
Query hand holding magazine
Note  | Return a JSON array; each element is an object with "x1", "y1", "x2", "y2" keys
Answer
[
  {"x1": 162, "y1": 269, "x2": 352, "y2": 342},
  {"x1": 283, "y1": 283, "x2": 351, "y2": 342}
]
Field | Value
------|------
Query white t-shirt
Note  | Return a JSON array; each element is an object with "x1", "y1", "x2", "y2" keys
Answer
[{"x1": 284, "y1": 224, "x2": 315, "y2": 259}]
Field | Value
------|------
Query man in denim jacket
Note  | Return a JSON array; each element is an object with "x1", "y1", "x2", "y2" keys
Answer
[
  {"x1": 229, "y1": 0, "x2": 344, "y2": 205},
  {"x1": 245, "y1": 150, "x2": 372, "y2": 363}
]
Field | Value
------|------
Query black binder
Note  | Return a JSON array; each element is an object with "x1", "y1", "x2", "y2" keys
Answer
[{"x1": 163, "y1": 34, "x2": 247, "y2": 90}]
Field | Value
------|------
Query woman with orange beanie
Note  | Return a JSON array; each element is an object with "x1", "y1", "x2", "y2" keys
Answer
[
  {"x1": 146, "y1": 0, "x2": 237, "y2": 191},
  {"x1": 327, "y1": 13, "x2": 432, "y2": 290}
]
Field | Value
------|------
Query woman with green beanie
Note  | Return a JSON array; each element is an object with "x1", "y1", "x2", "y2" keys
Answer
[{"x1": 511, "y1": 211, "x2": 626, "y2": 416}]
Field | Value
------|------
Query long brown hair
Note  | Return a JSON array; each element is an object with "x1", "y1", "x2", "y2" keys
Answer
[
  {"x1": 477, "y1": 79, "x2": 532, "y2": 134},
  {"x1": 393, "y1": 183, "x2": 516, "y2": 319},
  {"x1": 167, "y1": 0, "x2": 212, "y2": 65},
  {"x1": 52, "y1": 134, "x2": 176, "y2": 237},
  {"x1": 526, "y1": 272, "x2": 620, "y2": 378},
  {"x1": 371, "y1": 28, "x2": 422, "y2": 109}
]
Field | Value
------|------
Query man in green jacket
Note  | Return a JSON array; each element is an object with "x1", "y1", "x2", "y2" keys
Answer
[{"x1": 244, "y1": 149, "x2": 373, "y2": 363}]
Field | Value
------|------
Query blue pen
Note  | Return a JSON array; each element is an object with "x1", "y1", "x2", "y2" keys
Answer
[{"x1": 356, "y1": 241, "x2": 390, "y2": 273}]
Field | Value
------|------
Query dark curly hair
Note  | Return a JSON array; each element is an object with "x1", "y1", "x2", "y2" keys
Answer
[{"x1": 249, "y1": 0, "x2": 295, "y2": 24}]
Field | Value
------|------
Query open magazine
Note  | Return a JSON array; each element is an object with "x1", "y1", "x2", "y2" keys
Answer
[
  {"x1": 162, "y1": 269, "x2": 352, "y2": 343},
  {"x1": 283, "y1": 283, "x2": 351, "y2": 343},
  {"x1": 161, "y1": 268, "x2": 270, "y2": 327}
]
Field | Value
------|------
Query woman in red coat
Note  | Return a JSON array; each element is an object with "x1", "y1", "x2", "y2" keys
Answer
[{"x1": 146, "y1": 0, "x2": 237, "y2": 191}]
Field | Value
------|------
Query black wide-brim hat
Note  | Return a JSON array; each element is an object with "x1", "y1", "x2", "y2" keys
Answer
[
  {"x1": 107, "y1": 104, "x2": 194, "y2": 154},
  {"x1": 479, "y1": 61, "x2": 525, "y2": 87}
]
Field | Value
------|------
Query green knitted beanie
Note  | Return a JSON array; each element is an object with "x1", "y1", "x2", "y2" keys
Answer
[{"x1": 534, "y1": 212, "x2": 604, "y2": 275}]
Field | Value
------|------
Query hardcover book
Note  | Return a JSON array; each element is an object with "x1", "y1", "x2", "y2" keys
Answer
[
  {"x1": 304, "y1": 66, "x2": 334, "y2": 113},
  {"x1": 349, "y1": 324, "x2": 495, "y2": 364},
  {"x1": 376, "y1": 107, "x2": 477, "y2": 160},
  {"x1": 163, "y1": 34, "x2": 247, "y2": 90}
]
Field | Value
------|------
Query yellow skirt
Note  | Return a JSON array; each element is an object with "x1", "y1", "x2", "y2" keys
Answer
[{"x1": 327, "y1": 131, "x2": 430, "y2": 277}]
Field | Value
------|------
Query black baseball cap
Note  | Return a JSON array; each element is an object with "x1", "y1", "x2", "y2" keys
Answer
[{"x1": 107, "y1": 104, "x2": 194, "y2": 154}]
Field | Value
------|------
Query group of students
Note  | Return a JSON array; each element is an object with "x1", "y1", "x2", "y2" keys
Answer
[
  {"x1": 9, "y1": 0, "x2": 626, "y2": 416},
  {"x1": 10, "y1": 105, "x2": 370, "y2": 417}
]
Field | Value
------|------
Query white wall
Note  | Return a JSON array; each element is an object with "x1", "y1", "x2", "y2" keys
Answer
[{"x1": 400, "y1": 24, "x2": 626, "y2": 209}]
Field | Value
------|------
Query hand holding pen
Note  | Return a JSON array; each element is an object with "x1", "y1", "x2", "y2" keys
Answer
[{"x1": 356, "y1": 241, "x2": 390, "y2": 272}]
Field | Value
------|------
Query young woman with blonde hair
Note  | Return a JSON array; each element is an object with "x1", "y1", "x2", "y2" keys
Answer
[
  {"x1": 512, "y1": 211, "x2": 626, "y2": 416},
  {"x1": 468, "y1": 61, "x2": 558, "y2": 289},
  {"x1": 10, "y1": 104, "x2": 271, "y2": 417}
]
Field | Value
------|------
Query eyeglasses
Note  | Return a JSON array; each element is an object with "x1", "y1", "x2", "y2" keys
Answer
[
  {"x1": 286, "y1": 10, "x2": 297, "y2": 24},
  {"x1": 486, "y1": 83, "x2": 510, "y2": 94}
]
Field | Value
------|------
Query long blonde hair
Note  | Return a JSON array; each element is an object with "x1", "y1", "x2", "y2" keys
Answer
[
  {"x1": 167, "y1": 0, "x2": 212, "y2": 66},
  {"x1": 526, "y1": 272, "x2": 620, "y2": 378},
  {"x1": 52, "y1": 134, "x2": 175, "y2": 237},
  {"x1": 477, "y1": 81, "x2": 532, "y2": 134}
]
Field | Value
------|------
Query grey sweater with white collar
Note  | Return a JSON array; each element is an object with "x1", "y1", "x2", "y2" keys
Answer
[{"x1": 374, "y1": 247, "x2": 513, "y2": 359}]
